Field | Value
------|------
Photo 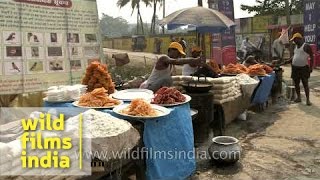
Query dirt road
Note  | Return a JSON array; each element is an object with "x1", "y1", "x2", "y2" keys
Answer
[
  {"x1": 193, "y1": 66, "x2": 320, "y2": 180},
  {"x1": 104, "y1": 48, "x2": 320, "y2": 180}
]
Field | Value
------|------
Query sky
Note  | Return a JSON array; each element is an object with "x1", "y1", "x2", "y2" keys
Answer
[{"x1": 96, "y1": 0, "x2": 258, "y2": 23}]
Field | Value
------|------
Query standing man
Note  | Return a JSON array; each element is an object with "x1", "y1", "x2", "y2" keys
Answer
[
  {"x1": 272, "y1": 33, "x2": 285, "y2": 61},
  {"x1": 290, "y1": 33, "x2": 314, "y2": 106}
]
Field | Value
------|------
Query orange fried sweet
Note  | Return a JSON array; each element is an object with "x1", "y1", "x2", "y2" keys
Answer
[
  {"x1": 121, "y1": 99, "x2": 157, "y2": 117},
  {"x1": 78, "y1": 87, "x2": 120, "y2": 107},
  {"x1": 82, "y1": 61, "x2": 115, "y2": 93},
  {"x1": 262, "y1": 64, "x2": 273, "y2": 74},
  {"x1": 247, "y1": 64, "x2": 267, "y2": 76},
  {"x1": 207, "y1": 59, "x2": 222, "y2": 74},
  {"x1": 222, "y1": 63, "x2": 248, "y2": 74}
]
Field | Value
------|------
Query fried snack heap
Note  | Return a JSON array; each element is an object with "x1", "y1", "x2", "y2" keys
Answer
[
  {"x1": 207, "y1": 59, "x2": 222, "y2": 74},
  {"x1": 152, "y1": 87, "x2": 186, "y2": 104},
  {"x1": 247, "y1": 64, "x2": 267, "y2": 76},
  {"x1": 78, "y1": 87, "x2": 120, "y2": 107},
  {"x1": 222, "y1": 63, "x2": 248, "y2": 74},
  {"x1": 262, "y1": 64, "x2": 273, "y2": 74},
  {"x1": 82, "y1": 61, "x2": 115, "y2": 93},
  {"x1": 121, "y1": 99, "x2": 158, "y2": 117}
]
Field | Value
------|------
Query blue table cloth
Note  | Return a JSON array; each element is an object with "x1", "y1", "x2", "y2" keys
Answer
[
  {"x1": 44, "y1": 101, "x2": 196, "y2": 180},
  {"x1": 251, "y1": 72, "x2": 276, "y2": 104}
]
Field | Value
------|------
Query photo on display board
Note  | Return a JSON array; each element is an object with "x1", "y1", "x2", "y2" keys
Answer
[
  {"x1": 70, "y1": 60, "x2": 82, "y2": 71},
  {"x1": 4, "y1": 61, "x2": 23, "y2": 75},
  {"x1": 46, "y1": 33, "x2": 62, "y2": 45},
  {"x1": 26, "y1": 47, "x2": 44, "y2": 59},
  {"x1": 85, "y1": 34, "x2": 97, "y2": 43},
  {"x1": 48, "y1": 60, "x2": 64, "y2": 72},
  {"x1": 84, "y1": 46, "x2": 100, "y2": 57},
  {"x1": 3, "y1": 31, "x2": 21, "y2": 45},
  {"x1": 69, "y1": 47, "x2": 82, "y2": 57},
  {"x1": 27, "y1": 60, "x2": 44, "y2": 74},
  {"x1": 48, "y1": 47, "x2": 63, "y2": 57},
  {"x1": 5, "y1": 46, "x2": 22, "y2": 58},
  {"x1": 51, "y1": 33, "x2": 58, "y2": 43},
  {"x1": 67, "y1": 33, "x2": 80, "y2": 43},
  {"x1": 26, "y1": 32, "x2": 43, "y2": 44}
]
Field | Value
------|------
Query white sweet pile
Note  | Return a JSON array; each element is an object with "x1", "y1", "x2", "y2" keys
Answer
[
  {"x1": 65, "y1": 109, "x2": 133, "y2": 138},
  {"x1": 211, "y1": 77, "x2": 242, "y2": 104},
  {"x1": 236, "y1": 74, "x2": 260, "y2": 98}
]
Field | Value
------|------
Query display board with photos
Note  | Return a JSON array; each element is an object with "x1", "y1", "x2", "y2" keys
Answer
[{"x1": 0, "y1": 0, "x2": 102, "y2": 94}]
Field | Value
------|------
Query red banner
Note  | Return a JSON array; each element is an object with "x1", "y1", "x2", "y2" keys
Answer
[{"x1": 13, "y1": 0, "x2": 72, "y2": 8}]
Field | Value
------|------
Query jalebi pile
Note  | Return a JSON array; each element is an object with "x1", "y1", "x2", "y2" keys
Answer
[
  {"x1": 262, "y1": 64, "x2": 273, "y2": 74},
  {"x1": 247, "y1": 64, "x2": 267, "y2": 76},
  {"x1": 82, "y1": 61, "x2": 115, "y2": 93},
  {"x1": 121, "y1": 99, "x2": 158, "y2": 117},
  {"x1": 207, "y1": 59, "x2": 222, "y2": 74},
  {"x1": 222, "y1": 63, "x2": 248, "y2": 74},
  {"x1": 78, "y1": 87, "x2": 120, "y2": 107}
]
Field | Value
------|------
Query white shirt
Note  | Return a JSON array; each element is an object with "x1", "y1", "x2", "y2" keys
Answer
[
  {"x1": 292, "y1": 43, "x2": 309, "y2": 67},
  {"x1": 240, "y1": 40, "x2": 255, "y2": 51},
  {"x1": 182, "y1": 64, "x2": 197, "y2": 76},
  {"x1": 272, "y1": 38, "x2": 285, "y2": 58}
]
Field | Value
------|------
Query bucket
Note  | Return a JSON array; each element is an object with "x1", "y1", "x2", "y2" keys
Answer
[{"x1": 286, "y1": 86, "x2": 296, "y2": 100}]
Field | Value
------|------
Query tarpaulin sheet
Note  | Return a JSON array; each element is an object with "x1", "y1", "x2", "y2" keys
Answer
[{"x1": 251, "y1": 72, "x2": 276, "y2": 104}]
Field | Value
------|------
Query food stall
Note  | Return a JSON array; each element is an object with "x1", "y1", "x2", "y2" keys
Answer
[
  {"x1": 41, "y1": 62, "x2": 197, "y2": 180},
  {"x1": 172, "y1": 62, "x2": 275, "y2": 135}
]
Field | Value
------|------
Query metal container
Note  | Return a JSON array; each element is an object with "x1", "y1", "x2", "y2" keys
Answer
[
  {"x1": 208, "y1": 136, "x2": 241, "y2": 164},
  {"x1": 286, "y1": 85, "x2": 296, "y2": 100}
]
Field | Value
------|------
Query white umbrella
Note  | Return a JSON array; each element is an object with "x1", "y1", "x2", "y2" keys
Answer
[{"x1": 159, "y1": 6, "x2": 236, "y2": 33}]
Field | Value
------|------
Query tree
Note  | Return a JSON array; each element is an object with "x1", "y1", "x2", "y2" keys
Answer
[
  {"x1": 241, "y1": 0, "x2": 303, "y2": 16},
  {"x1": 117, "y1": 0, "x2": 151, "y2": 35},
  {"x1": 149, "y1": 0, "x2": 164, "y2": 34},
  {"x1": 100, "y1": 14, "x2": 130, "y2": 37}
]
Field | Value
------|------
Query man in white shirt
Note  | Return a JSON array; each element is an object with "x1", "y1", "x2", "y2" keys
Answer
[
  {"x1": 240, "y1": 37, "x2": 256, "y2": 58},
  {"x1": 289, "y1": 33, "x2": 314, "y2": 106}
]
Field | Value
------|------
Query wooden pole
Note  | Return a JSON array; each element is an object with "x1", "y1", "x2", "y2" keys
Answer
[{"x1": 285, "y1": 0, "x2": 293, "y2": 57}]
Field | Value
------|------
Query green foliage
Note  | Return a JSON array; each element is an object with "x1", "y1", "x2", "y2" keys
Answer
[
  {"x1": 100, "y1": 14, "x2": 130, "y2": 37},
  {"x1": 117, "y1": 0, "x2": 152, "y2": 34},
  {"x1": 241, "y1": 0, "x2": 303, "y2": 16}
]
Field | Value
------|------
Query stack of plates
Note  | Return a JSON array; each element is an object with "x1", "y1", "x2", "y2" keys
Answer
[
  {"x1": 45, "y1": 89, "x2": 66, "y2": 102},
  {"x1": 44, "y1": 84, "x2": 88, "y2": 102},
  {"x1": 74, "y1": 84, "x2": 87, "y2": 95}
]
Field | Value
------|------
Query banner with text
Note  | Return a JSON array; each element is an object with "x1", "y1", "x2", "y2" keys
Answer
[
  {"x1": 304, "y1": 0, "x2": 320, "y2": 67},
  {"x1": 217, "y1": 0, "x2": 236, "y2": 65},
  {"x1": 0, "y1": 0, "x2": 102, "y2": 94}
]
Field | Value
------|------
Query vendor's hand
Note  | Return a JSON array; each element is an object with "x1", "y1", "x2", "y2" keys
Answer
[{"x1": 199, "y1": 55, "x2": 206, "y2": 64}]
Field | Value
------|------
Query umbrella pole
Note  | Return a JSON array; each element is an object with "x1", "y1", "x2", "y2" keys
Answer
[
  {"x1": 201, "y1": 34, "x2": 206, "y2": 58},
  {"x1": 197, "y1": 32, "x2": 201, "y2": 47}
]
